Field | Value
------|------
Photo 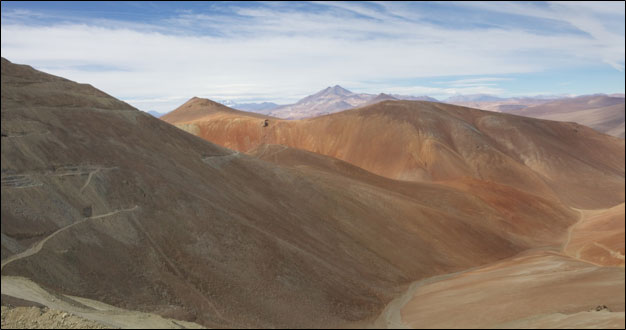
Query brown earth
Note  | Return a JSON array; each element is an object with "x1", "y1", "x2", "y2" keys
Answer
[
  {"x1": 2, "y1": 57, "x2": 624, "y2": 329},
  {"x1": 248, "y1": 144, "x2": 577, "y2": 248},
  {"x1": 396, "y1": 250, "x2": 625, "y2": 329},
  {"x1": 564, "y1": 204, "x2": 625, "y2": 267},
  {"x1": 249, "y1": 144, "x2": 626, "y2": 328},
  {"x1": 162, "y1": 97, "x2": 625, "y2": 209},
  {"x1": 0, "y1": 59, "x2": 578, "y2": 328}
]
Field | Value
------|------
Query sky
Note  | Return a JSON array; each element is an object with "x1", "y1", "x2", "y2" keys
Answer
[{"x1": 1, "y1": 1, "x2": 624, "y2": 113}]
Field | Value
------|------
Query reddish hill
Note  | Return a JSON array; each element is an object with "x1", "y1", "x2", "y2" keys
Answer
[
  {"x1": 163, "y1": 98, "x2": 625, "y2": 209},
  {"x1": 161, "y1": 96, "x2": 272, "y2": 123}
]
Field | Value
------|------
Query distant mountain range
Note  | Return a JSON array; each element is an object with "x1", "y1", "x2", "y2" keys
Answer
[
  {"x1": 147, "y1": 110, "x2": 163, "y2": 117},
  {"x1": 266, "y1": 85, "x2": 373, "y2": 119},
  {"x1": 506, "y1": 94, "x2": 625, "y2": 138},
  {"x1": 3, "y1": 57, "x2": 625, "y2": 329},
  {"x1": 219, "y1": 86, "x2": 624, "y2": 123},
  {"x1": 227, "y1": 85, "x2": 438, "y2": 119},
  {"x1": 198, "y1": 87, "x2": 625, "y2": 137},
  {"x1": 445, "y1": 93, "x2": 625, "y2": 138}
]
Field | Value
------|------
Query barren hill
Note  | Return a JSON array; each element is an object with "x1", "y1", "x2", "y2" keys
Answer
[
  {"x1": 250, "y1": 144, "x2": 626, "y2": 329},
  {"x1": 1, "y1": 58, "x2": 583, "y2": 328},
  {"x1": 163, "y1": 98, "x2": 625, "y2": 209},
  {"x1": 2, "y1": 57, "x2": 624, "y2": 328}
]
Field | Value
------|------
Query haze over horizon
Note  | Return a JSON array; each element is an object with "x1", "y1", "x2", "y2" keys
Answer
[{"x1": 1, "y1": 1, "x2": 624, "y2": 113}]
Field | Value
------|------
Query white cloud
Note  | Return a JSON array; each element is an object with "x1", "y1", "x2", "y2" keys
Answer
[
  {"x1": 458, "y1": 1, "x2": 625, "y2": 70},
  {"x1": 1, "y1": 2, "x2": 623, "y2": 112}
]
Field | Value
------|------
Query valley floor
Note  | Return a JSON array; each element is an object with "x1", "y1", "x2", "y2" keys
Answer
[
  {"x1": 2, "y1": 207, "x2": 623, "y2": 329},
  {"x1": 373, "y1": 206, "x2": 625, "y2": 329}
]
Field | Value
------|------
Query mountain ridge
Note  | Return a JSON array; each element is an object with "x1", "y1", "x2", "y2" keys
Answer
[
  {"x1": 163, "y1": 98, "x2": 625, "y2": 209},
  {"x1": 3, "y1": 57, "x2": 579, "y2": 328},
  {"x1": 265, "y1": 85, "x2": 437, "y2": 119}
]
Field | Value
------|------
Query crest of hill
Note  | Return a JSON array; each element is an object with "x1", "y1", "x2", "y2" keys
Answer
[
  {"x1": 164, "y1": 99, "x2": 625, "y2": 209},
  {"x1": 1, "y1": 58, "x2": 135, "y2": 111},
  {"x1": 160, "y1": 97, "x2": 272, "y2": 123}
]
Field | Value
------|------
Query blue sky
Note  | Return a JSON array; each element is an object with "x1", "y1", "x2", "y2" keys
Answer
[{"x1": 1, "y1": 1, "x2": 624, "y2": 112}]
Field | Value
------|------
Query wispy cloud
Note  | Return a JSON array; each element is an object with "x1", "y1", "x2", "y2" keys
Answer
[
  {"x1": 1, "y1": 1, "x2": 623, "y2": 112},
  {"x1": 457, "y1": 1, "x2": 625, "y2": 71}
]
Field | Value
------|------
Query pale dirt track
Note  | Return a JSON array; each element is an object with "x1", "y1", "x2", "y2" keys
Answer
[
  {"x1": 79, "y1": 169, "x2": 99, "y2": 192},
  {"x1": 1, "y1": 206, "x2": 139, "y2": 272},
  {"x1": 1, "y1": 204, "x2": 209, "y2": 329}
]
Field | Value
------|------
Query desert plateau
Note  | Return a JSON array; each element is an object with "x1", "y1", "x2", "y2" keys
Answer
[{"x1": 1, "y1": 1, "x2": 624, "y2": 329}]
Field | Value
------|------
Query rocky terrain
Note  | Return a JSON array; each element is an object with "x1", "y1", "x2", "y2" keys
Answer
[
  {"x1": 2, "y1": 57, "x2": 624, "y2": 329},
  {"x1": 1, "y1": 306, "x2": 109, "y2": 329}
]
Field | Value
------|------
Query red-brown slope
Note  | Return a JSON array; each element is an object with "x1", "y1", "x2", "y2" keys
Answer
[
  {"x1": 249, "y1": 144, "x2": 577, "y2": 248},
  {"x1": 250, "y1": 145, "x2": 625, "y2": 328},
  {"x1": 163, "y1": 98, "x2": 625, "y2": 209}
]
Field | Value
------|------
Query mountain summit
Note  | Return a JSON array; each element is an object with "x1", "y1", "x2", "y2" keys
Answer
[
  {"x1": 267, "y1": 85, "x2": 372, "y2": 119},
  {"x1": 267, "y1": 85, "x2": 437, "y2": 119},
  {"x1": 322, "y1": 85, "x2": 354, "y2": 96}
]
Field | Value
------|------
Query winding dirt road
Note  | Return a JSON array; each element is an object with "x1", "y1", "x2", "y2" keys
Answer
[{"x1": 1, "y1": 205, "x2": 138, "y2": 272}]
